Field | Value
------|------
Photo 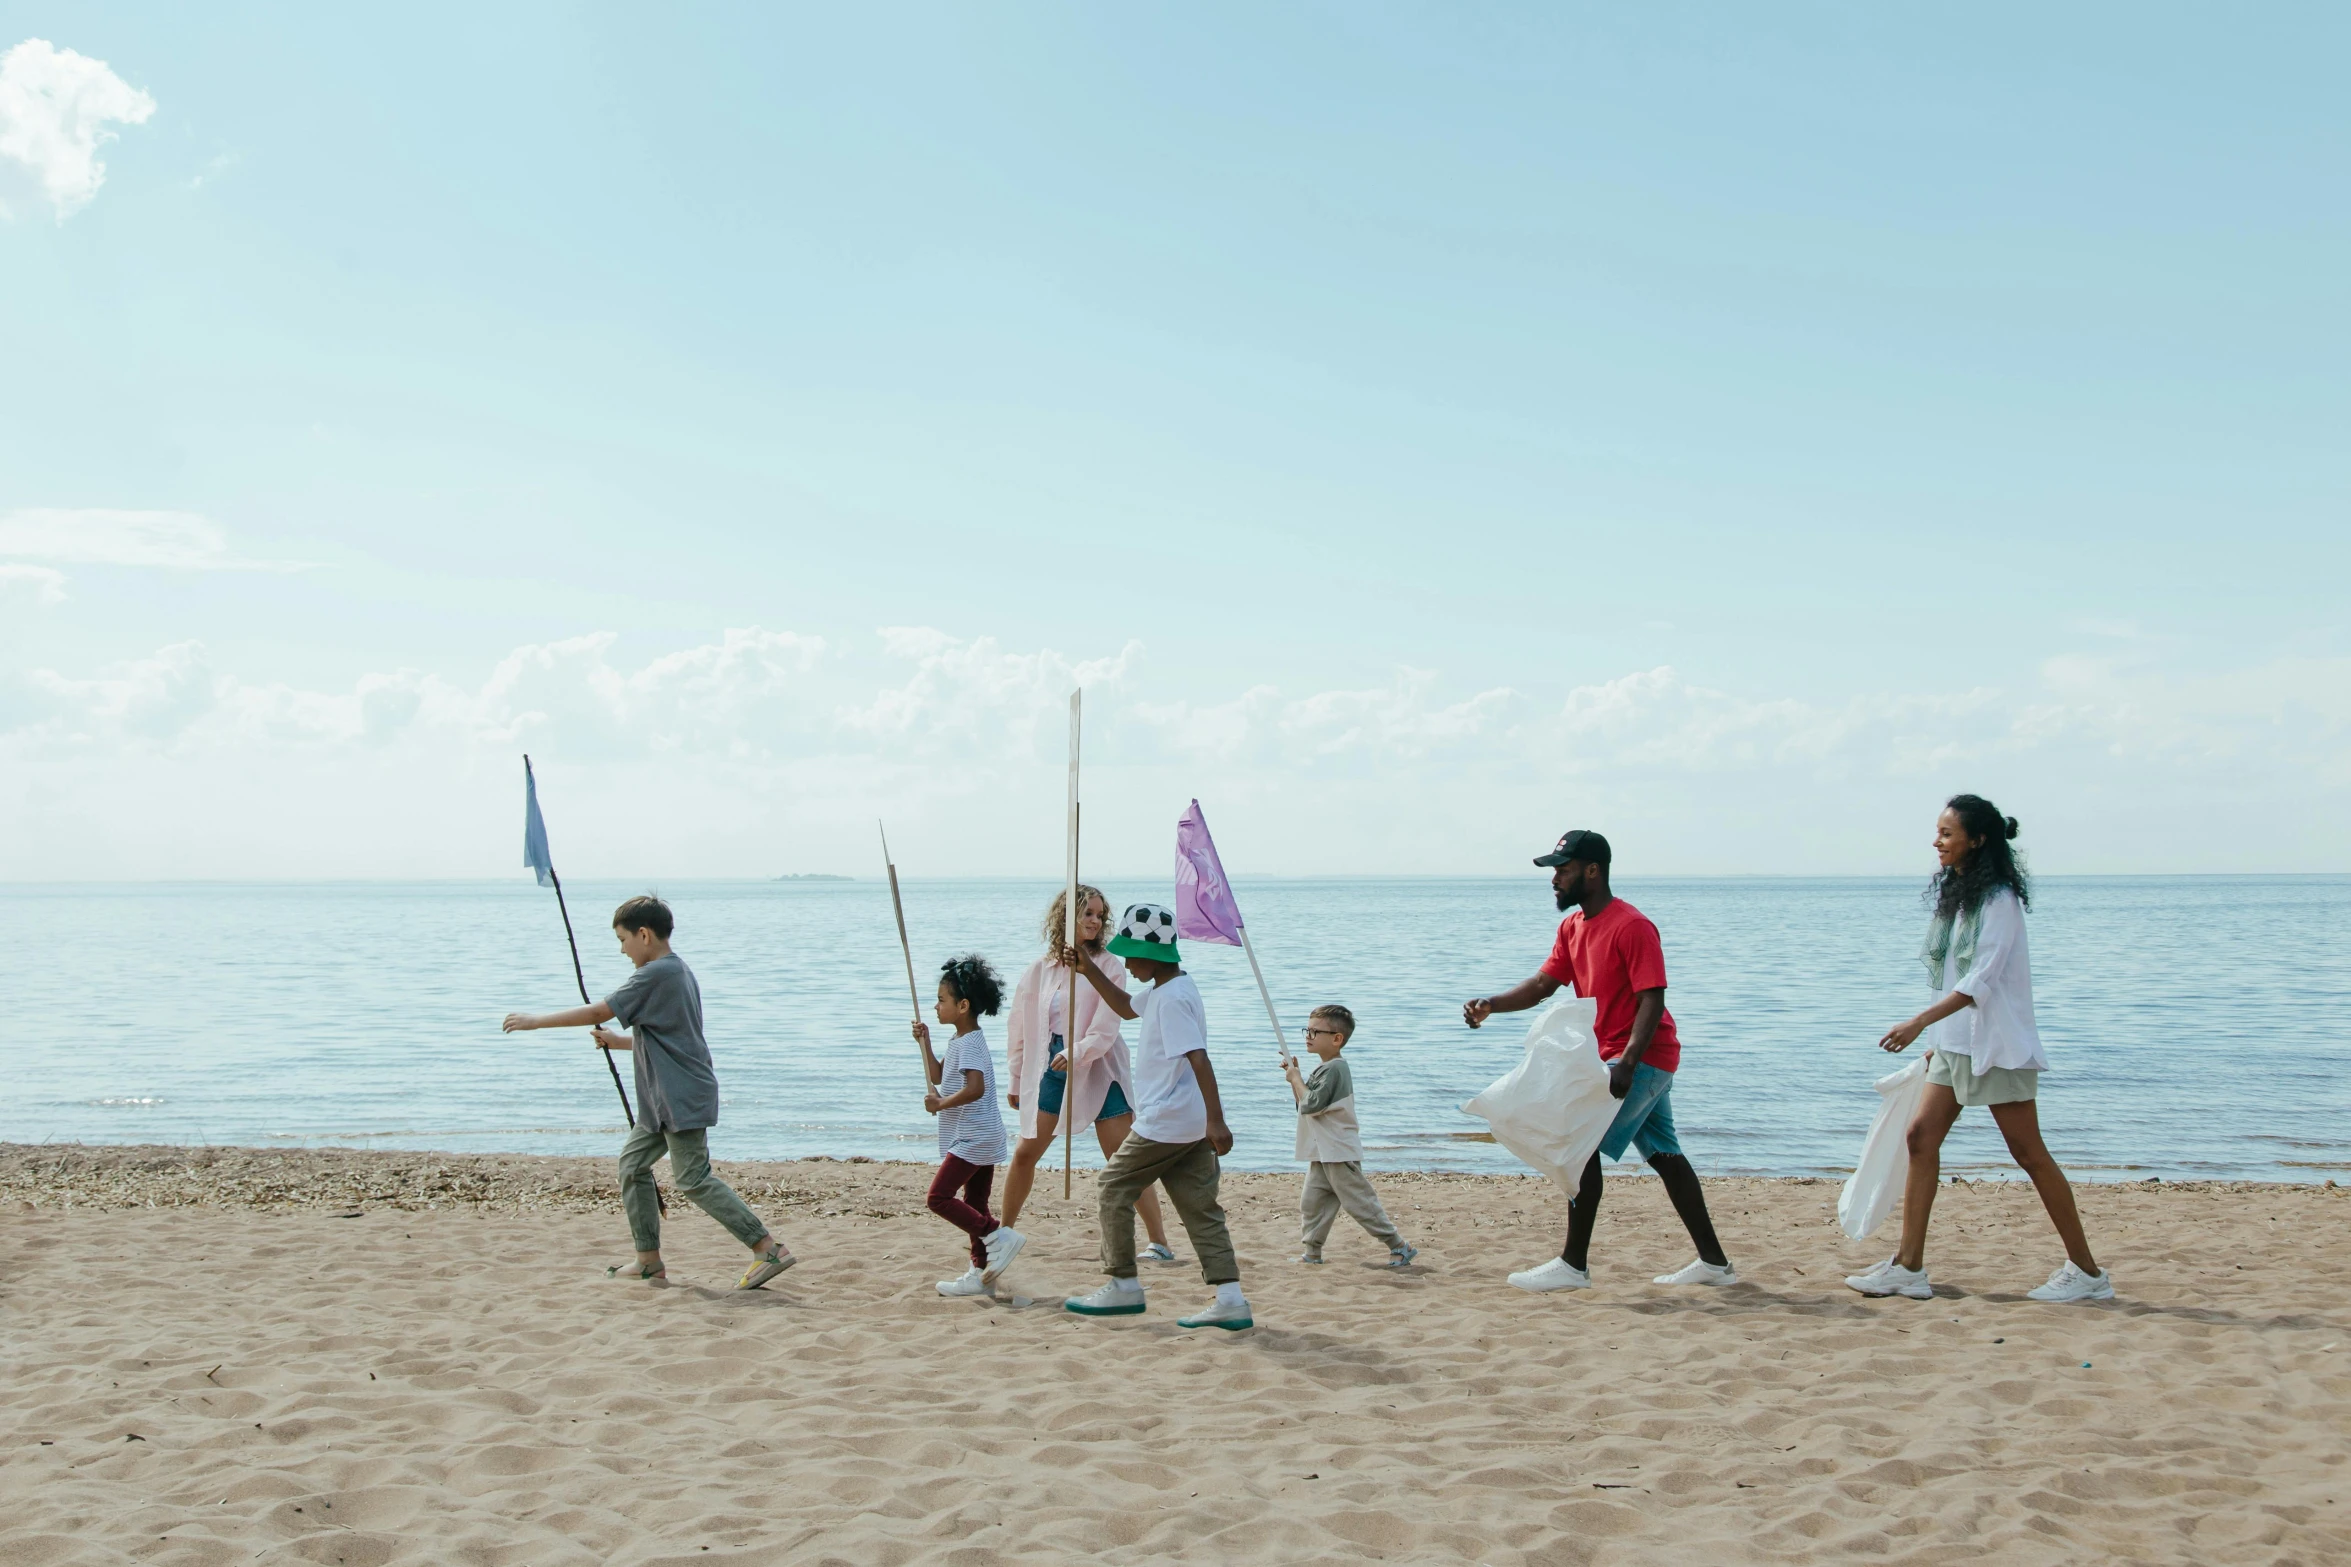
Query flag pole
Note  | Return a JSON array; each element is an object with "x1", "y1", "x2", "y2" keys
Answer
[
  {"x1": 1237, "y1": 925, "x2": 1295, "y2": 1068},
  {"x1": 527, "y1": 756, "x2": 637, "y2": 1126},
  {"x1": 879, "y1": 821, "x2": 931, "y2": 1094},
  {"x1": 1063, "y1": 690, "x2": 1082, "y2": 1202}
]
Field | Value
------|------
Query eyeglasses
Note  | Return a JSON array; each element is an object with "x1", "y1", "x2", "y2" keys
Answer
[{"x1": 1300, "y1": 1026, "x2": 1341, "y2": 1039}]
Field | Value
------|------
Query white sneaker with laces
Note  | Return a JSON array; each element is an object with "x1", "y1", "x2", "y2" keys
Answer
[
  {"x1": 1846, "y1": 1260, "x2": 1933, "y2": 1299},
  {"x1": 1063, "y1": 1279, "x2": 1147, "y2": 1317},
  {"x1": 1507, "y1": 1258, "x2": 1591, "y2": 1293},
  {"x1": 2025, "y1": 1261, "x2": 2115, "y2": 1303},
  {"x1": 1177, "y1": 1293, "x2": 1254, "y2": 1330},
  {"x1": 980, "y1": 1226, "x2": 1026, "y2": 1283},
  {"x1": 1653, "y1": 1258, "x2": 1737, "y2": 1287},
  {"x1": 935, "y1": 1266, "x2": 991, "y2": 1298}
]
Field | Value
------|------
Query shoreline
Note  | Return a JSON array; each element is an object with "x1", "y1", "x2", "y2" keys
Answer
[{"x1": 2, "y1": 1142, "x2": 2337, "y2": 1214}]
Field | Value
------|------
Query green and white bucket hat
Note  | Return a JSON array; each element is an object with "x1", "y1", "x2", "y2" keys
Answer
[{"x1": 1107, "y1": 902, "x2": 1181, "y2": 964}]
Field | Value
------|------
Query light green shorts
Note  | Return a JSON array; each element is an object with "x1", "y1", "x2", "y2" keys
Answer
[{"x1": 1925, "y1": 1049, "x2": 2038, "y2": 1108}]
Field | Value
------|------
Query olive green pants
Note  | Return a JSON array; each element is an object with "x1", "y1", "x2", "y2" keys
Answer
[
  {"x1": 1098, "y1": 1134, "x2": 1238, "y2": 1286},
  {"x1": 618, "y1": 1124, "x2": 768, "y2": 1254}
]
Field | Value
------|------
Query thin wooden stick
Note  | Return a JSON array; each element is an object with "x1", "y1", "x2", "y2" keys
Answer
[
  {"x1": 1063, "y1": 690, "x2": 1082, "y2": 1202},
  {"x1": 880, "y1": 821, "x2": 929, "y2": 1094}
]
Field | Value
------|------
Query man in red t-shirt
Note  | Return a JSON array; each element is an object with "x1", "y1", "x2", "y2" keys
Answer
[{"x1": 1463, "y1": 829, "x2": 1734, "y2": 1293}]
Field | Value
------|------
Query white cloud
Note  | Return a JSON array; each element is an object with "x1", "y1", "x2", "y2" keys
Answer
[
  {"x1": 0, "y1": 508, "x2": 259, "y2": 568},
  {"x1": 0, "y1": 39, "x2": 154, "y2": 222},
  {"x1": 0, "y1": 562, "x2": 67, "y2": 604},
  {"x1": 2, "y1": 627, "x2": 2347, "y2": 878}
]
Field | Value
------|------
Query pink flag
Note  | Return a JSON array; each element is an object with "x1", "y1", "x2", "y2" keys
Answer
[{"x1": 1174, "y1": 798, "x2": 1245, "y2": 945}]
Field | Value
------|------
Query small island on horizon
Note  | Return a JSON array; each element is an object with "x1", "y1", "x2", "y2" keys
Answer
[{"x1": 774, "y1": 873, "x2": 854, "y2": 882}]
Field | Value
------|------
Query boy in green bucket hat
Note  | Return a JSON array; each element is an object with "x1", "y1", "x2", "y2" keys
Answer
[{"x1": 1062, "y1": 903, "x2": 1252, "y2": 1330}]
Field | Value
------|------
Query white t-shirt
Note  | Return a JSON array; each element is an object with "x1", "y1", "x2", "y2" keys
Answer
[
  {"x1": 1129, "y1": 974, "x2": 1210, "y2": 1144},
  {"x1": 936, "y1": 1028, "x2": 1007, "y2": 1165}
]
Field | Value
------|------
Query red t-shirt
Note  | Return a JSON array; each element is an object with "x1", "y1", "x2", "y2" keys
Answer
[{"x1": 1538, "y1": 898, "x2": 1681, "y2": 1073}]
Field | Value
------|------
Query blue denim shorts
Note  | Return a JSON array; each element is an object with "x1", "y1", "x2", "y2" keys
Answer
[
  {"x1": 1597, "y1": 1062, "x2": 1683, "y2": 1161},
  {"x1": 1036, "y1": 1034, "x2": 1133, "y2": 1123}
]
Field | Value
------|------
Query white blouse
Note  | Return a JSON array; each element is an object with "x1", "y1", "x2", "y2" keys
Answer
[{"x1": 1927, "y1": 887, "x2": 2049, "y2": 1072}]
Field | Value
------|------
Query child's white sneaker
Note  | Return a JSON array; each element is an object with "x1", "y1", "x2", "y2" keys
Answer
[
  {"x1": 2025, "y1": 1261, "x2": 2115, "y2": 1303},
  {"x1": 1652, "y1": 1258, "x2": 1737, "y2": 1286},
  {"x1": 1064, "y1": 1278, "x2": 1147, "y2": 1317},
  {"x1": 981, "y1": 1226, "x2": 1026, "y2": 1284},
  {"x1": 936, "y1": 1266, "x2": 991, "y2": 1298},
  {"x1": 1508, "y1": 1258, "x2": 1591, "y2": 1292},
  {"x1": 1178, "y1": 1285, "x2": 1253, "y2": 1331}
]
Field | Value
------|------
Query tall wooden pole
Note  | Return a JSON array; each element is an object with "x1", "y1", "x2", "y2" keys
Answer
[
  {"x1": 1062, "y1": 689, "x2": 1082, "y2": 1201},
  {"x1": 880, "y1": 822, "x2": 930, "y2": 1093}
]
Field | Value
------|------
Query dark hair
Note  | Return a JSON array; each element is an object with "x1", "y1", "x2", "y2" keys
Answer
[
  {"x1": 1310, "y1": 1003, "x2": 1356, "y2": 1042},
  {"x1": 1929, "y1": 794, "x2": 2029, "y2": 918},
  {"x1": 612, "y1": 894, "x2": 674, "y2": 939},
  {"x1": 938, "y1": 953, "x2": 1004, "y2": 1018}
]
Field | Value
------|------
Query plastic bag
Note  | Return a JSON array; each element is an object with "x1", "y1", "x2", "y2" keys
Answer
[
  {"x1": 1461, "y1": 998, "x2": 1620, "y2": 1199},
  {"x1": 1837, "y1": 1055, "x2": 1928, "y2": 1240}
]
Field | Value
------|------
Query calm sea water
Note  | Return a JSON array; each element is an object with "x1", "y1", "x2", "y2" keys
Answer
[{"x1": 6, "y1": 877, "x2": 2346, "y2": 1183}]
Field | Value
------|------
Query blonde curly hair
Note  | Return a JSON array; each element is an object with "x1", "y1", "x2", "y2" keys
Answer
[{"x1": 1043, "y1": 884, "x2": 1111, "y2": 965}]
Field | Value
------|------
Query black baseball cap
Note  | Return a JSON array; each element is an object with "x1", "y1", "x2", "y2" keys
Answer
[{"x1": 1533, "y1": 829, "x2": 1610, "y2": 868}]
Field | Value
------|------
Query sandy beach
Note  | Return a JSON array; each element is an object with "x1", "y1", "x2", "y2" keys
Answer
[{"x1": 3, "y1": 1145, "x2": 2345, "y2": 1566}]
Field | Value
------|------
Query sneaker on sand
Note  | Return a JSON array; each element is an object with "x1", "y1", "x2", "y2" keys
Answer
[
  {"x1": 980, "y1": 1226, "x2": 1026, "y2": 1284},
  {"x1": 1142, "y1": 1243, "x2": 1180, "y2": 1264},
  {"x1": 1177, "y1": 1296, "x2": 1254, "y2": 1330},
  {"x1": 936, "y1": 1266, "x2": 991, "y2": 1298},
  {"x1": 2025, "y1": 1261, "x2": 2115, "y2": 1303},
  {"x1": 1507, "y1": 1258, "x2": 1591, "y2": 1293},
  {"x1": 736, "y1": 1250, "x2": 797, "y2": 1290},
  {"x1": 1064, "y1": 1280, "x2": 1147, "y2": 1317},
  {"x1": 1294, "y1": 1252, "x2": 1325, "y2": 1265},
  {"x1": 1653, "y1": 1258, "x2": 1737, "y2": 1287},
  {"x1": 1388, "y1": 1244, "x2": 1419, "y2": 1269},
  {"x1": 1846, "y1": 1260, "x2": 1933, "y2": 1299}
]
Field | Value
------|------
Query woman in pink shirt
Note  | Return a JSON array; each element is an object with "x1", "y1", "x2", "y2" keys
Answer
[{"x1": 998, "y1": 885, "x2": 1176, "y2": 1258}]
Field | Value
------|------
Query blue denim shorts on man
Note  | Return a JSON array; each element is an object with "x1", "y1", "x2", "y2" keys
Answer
[{"x1": 1597, "y1": 1062, "x2": 1683, "y2": 1161}]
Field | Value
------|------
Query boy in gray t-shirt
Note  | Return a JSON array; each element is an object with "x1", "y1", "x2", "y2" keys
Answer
[{"x1": 503, "y1": 895, "x2": 798, "y2": 1288}]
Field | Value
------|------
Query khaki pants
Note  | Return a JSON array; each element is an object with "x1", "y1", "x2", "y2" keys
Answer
[
  {"x1": 1098, "y1": 1134, "x2": 1238, "y2": 1286},
  {"x1": 618, "y1": 1124, "x2": 769, "y2": 1254},
  {"x1": 1299, "y1": 1160, "x2": 1404, "y2": 1254}
]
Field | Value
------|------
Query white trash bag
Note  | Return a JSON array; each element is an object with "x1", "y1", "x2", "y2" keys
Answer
[
  {"x1": 1837, "y1": 1055, "x2": 1929, "y2": 1240},
  {"x1": 1462, "y1": 998, "x2": 1620, "y2": 1199}
]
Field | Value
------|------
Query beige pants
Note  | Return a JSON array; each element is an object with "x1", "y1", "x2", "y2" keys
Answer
[
  {"x1": 1299, "y1": 1160, "x2": 1404, "y2": 1254},
  {"x1": 1098, "y1": 1134, "x2": 1237, "y2": 1285}
]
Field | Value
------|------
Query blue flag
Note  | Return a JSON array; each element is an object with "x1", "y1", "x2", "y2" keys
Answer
[{"x1": 523, "y1": 756, "x2": 556, "y2": 888}]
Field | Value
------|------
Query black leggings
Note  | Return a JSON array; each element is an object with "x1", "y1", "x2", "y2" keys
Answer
[{"x1": 1561, "y1": 1151, "x2": 1727, "y2": 1271}]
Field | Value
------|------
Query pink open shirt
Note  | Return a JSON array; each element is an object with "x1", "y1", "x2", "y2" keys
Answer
[{"x1": 1005, "y1": 951, "x2": 1137, "y2": 1141}]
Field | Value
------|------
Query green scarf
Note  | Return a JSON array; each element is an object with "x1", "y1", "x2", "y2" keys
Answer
[{"x1": 1921, "y1": 903, "x2": 1984, "y2": 990}]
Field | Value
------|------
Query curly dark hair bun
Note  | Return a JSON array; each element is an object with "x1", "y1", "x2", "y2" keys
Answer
[
  {"x1": 1931, "y1": 794, "x2": 2030, "y2": 916},
  {"x1": 938, "y1": 953, "x2": 1005, "y2": 1018}
]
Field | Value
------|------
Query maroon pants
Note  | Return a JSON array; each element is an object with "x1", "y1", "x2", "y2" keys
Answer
[{"x1": 928, "y1": 1154, "x2": 999, "y2": 1267}]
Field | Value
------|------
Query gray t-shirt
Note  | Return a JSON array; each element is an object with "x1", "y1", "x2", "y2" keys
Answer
[{"x1": 605, "y1": 953, "x2": 721, "y2": 1132}]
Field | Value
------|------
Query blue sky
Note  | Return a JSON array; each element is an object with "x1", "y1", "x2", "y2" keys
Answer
[{"x1": 3, "y1": 5, "x2": 2346, "y2": 879}]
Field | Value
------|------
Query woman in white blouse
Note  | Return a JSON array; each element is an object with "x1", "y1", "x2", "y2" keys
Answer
[
  {"x1": 998, "y1": 885, "x2": 1176, "y2": 1259},
  {"x1": 1850, "y1": 795, "x2": 2113, "y2": 1304}
]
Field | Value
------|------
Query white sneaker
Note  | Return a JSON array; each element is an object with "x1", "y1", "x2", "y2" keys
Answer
[
  {"x1": 1063, "y1": 1279, "x2": 1147, "y2": 1317},
  {"x1": 2026, "y1": 1261, "x2": 2115, "y2": 1303},
  {"x1": 1653, "y1": 1258, "x2": 1738, "y2": 1287},
  {"x1": 1177, "y1": 1295, "x2": 1254, "y2": 1330},
  {"x1": 1507, "y1": 1258, "x2": 1591, "y2": 1292},
  {"x1": 935, "y1": 1266, "x2": 991, "y2": 1298},
  {"x1": 1846, "y1": 1260, "x2": 1933, "y2": 1299},
  {"x1": 980, "y1": 1226, "x2": 1026, "y2": 1283}
]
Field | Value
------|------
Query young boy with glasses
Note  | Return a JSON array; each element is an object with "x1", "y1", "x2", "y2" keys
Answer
[{"x1": 1285, "y1": 1004, "x2": 1417, "y2": 1268}]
